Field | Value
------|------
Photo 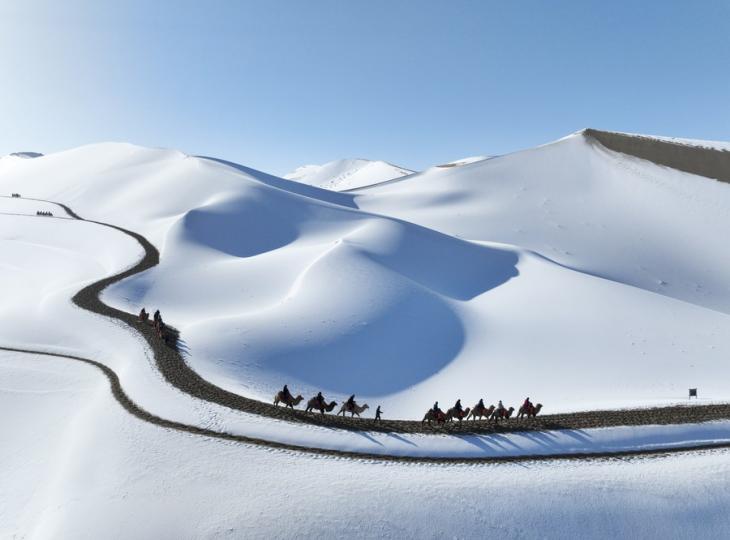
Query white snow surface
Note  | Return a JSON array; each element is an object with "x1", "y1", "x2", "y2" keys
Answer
[
  {"x1": 285, "y1": 158, "x2": 413, "y2": 191},
  {"x1": 3, "y1": 132, "x2": 730, "y2": 536},
  {"x1": 4, "y1": 350, "x2": 730, "y2": 539}
]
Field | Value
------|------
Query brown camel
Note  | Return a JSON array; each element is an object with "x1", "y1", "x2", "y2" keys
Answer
[
  {"x1": 467, "y1": 403, "x2": 495, "y2": 421},
  {"x1": 445, "y1": 406, "x2": 471, "y2": 423},
  {"x1": 337, "y1": 401, "x2": 370, "y2": 417},
  {"x1": 305, "y1": 397, "x2": 338, "y2": 414},
  {"x1": 422, "y1": 408, "x2": 447, "y2": 425},
  {"x1": 273, "y1": 391, "x2": 304, "y2": 409},
  {"x1": 517, "y1": 403, "x2": 543, "y2": 419},
  {"x1": 490, "y1": 406, "x2": 515, "y2": 421}
]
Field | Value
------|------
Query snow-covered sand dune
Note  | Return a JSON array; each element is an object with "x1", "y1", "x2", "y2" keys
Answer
[
  {"x1": 285, "y1": 158, "x2": 413, "y2": 191},
  {"x1": 2, "y1": 131, "x2": 730, "y2": 420},
  {"x1": 3, "y1": 129, "x2": 730, "y2": 537},
  {"x1": 5, "y1": 201, "x2": 727, "y2": 465}
]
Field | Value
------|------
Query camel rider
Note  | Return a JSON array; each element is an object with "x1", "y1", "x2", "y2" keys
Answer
[
  {"x1": 477, "y1": 398, "x2": 485, "y2": 410},
  {"x1": 432, "y1": 401, "x2": 439, "y2": 413},
  {"x1": 316, "y1": 391, "x2": 324, "y2": 407},
  {"x1": 497, "y1": 400, "x2": 505, "y2": 413},
  {"x1": 139, "y1": 308, "x2": 147, "y2": 321},
  {"x1": 454, "y1": 399, "x2": 463, "y2": 413},
  {"x1": 283, "y1": 384, "x2": 292, "y2": 401},
  {"x1": 346, "y1": 394, "x2": 355, "y2": 409},
  {"x1": 523, "y1": 397, "x2": 533, "y2": 413},
  {"x1": 154, "y1": 309, "x2": 161, "y2": 322}
]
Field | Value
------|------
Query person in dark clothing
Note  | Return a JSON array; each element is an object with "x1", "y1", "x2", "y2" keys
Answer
[
  {"x1": 282, "y1": 384, "x2": 292, "y2": 401},
  {"x1": 375, "y1": 406, "x2": 382, "y2": 421},
  {"x1": 477, "y1": 398, "x2": 485, "y2": 410},
  {"x1": 523, "y1": 397, "x2": 533, "y2": 414},
  {"x1": 138, "y1": 308, "x2": 147, "y2": 322},
  {"x1": 154, "y1": 309, "x2": 161, "y2": 323},
  {"x1": 346, "y1": 395, "x2": 356, "y2": 410},
  {"x1": 316, "y1": 391, "x2": 324, "y2": 407},
  {"x1": 432, "y1": 401, "x2": 439, "y2": 412},
  {"x1": 454, "y1": 399, "x2": 463, "y2": 413}
]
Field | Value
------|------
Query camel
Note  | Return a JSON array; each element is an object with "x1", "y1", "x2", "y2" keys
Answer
[
  {"x1": 337, "y1": 401, "x2": 370, "y2": 417},
  {"x1": 517, "y1": 403, "x2": 543, "y2": 419},
  {"x1": 467, "y1": 403, "x2": 495, "y2": 421},
  {"x1": 305, "y1": 397, "x2": 338, "y2": 414},
  {"x1": 422, "y1": 408, "x2": 447, "y2": 425},
  {"x1": 490, "y1": 406, "x2": 515, "y2": 421},
  {"x1": 273, "y1": 391, "x2": 304, "y2": 409},
  {"x1": 445, "y1": 406, "x2": 471, "y2": 423}
]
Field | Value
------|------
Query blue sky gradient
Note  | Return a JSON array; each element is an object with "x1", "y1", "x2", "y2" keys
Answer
[{"x1": 1, "y1": 1, "x2": 729, "y2": 174}]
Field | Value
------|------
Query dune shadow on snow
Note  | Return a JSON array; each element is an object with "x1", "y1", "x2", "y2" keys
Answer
[
  {"x1": 359, "y1": 225, "x2": 519, "y2": 301},
  {"x1": 263, "y1": 246, "x2": 518, "y2": 396},
  {"x1": 181, "y1": 194, "x2": 302, "y2": 258},
  {"x1": 264, "y1": 288, "x2": 467, "y2": 395}
]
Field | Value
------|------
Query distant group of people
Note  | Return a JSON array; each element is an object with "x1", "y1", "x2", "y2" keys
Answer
[
  {"x1": 11, "y1": 193, "x2": 21, "y2": 198},
  {"x1": 36, "y1": 210, "x2": 53, "y2": 216},
  {"x1": 138, "y1": 307, "x2": 172, "y2": 343}
]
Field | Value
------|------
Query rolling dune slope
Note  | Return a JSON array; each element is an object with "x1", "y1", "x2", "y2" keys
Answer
[{"x1": 2, "y1": 132, "x2": 729, "y2": 420}]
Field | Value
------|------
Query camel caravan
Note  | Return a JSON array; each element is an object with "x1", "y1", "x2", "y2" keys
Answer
[
  {"x1": 138, "y1": 308, "x2": 176, "y2": 347},
  {"x1": 273, "y1": 385, "x2": 541, "y2": 425},
  {"x1": 36, "y1": 210, "x2": 53, "y2": 217},
  {"x1": 422, "y1": 398, "x2": 542, "y2": 425},
  {"x1": 274, "y1": 386, "x2": 375, "y2": 419}
]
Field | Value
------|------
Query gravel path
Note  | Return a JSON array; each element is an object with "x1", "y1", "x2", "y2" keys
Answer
[{"x1": 3, "y1": 195, "x2": 730, "y2": 463}]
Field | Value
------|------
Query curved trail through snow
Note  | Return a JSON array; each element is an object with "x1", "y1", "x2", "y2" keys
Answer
[{"x1": 3, "y1": 196, "x2": 730, "y2": 463}]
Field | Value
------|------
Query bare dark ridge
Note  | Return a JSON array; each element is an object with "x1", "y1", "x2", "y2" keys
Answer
[
  {"x1": 4, "y1": 196, "x2": 730, "y2": 462},
  {"x1": 584, "y1": 128, "x2": 730, "y2": 184}
]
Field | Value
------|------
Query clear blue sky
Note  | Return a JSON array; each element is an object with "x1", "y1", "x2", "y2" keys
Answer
[{"x1": 1, "y1": 1, "x2": 729, "y2": 175}]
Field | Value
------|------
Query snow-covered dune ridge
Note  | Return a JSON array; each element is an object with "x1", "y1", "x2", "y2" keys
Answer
[
  {"x1": 355, "y1": 130, "x2": 730, "y2": 313},
  {"x1": 285, "y1": 158, "x2": 413, "y2": 191},
  {"x1": 2, "y1": 131, "x2": 730, "y2": 420}
]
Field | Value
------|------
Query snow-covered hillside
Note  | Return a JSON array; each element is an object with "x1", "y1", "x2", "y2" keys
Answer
[
  {"x1": 2, "y1": 131, "x2": 730, "y2": 421},
  {"x1": 285, "y1": 158, "x2": 413, "y2": 191},
  {"x1": 3, "y1": 130, "x2": 730, "y2": 537}
]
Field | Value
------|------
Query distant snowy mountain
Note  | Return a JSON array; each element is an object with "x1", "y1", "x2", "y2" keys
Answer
[{"x1": 284, "y1": 158, "x2": 413, "y2": 191}]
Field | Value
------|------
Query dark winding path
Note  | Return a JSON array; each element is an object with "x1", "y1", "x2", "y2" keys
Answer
[{"x1": 3, "y1": 195, "x2": 730, "y2": 463}]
